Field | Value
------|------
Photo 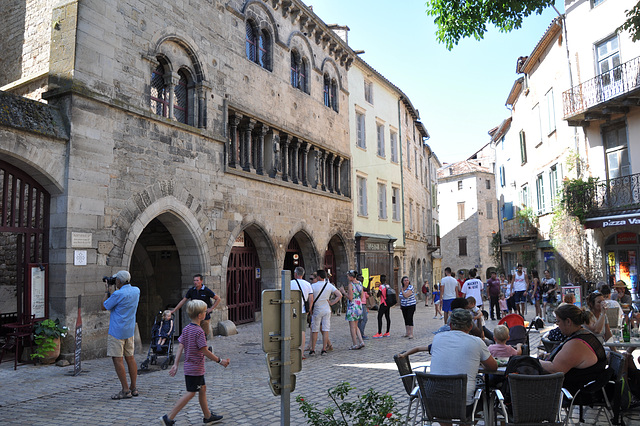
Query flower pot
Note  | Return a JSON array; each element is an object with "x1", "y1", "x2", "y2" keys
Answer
[{"x1": 40, "y1": 337, "x2": 61, "y2": 364}]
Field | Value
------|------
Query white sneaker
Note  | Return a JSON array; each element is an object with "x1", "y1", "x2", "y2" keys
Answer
[
  {"x1": 440, "y1": 315, "x2": 444, "y2": 319},
  {"x1": 433, "y1": 315, "x2": 438, "y2": 319}
]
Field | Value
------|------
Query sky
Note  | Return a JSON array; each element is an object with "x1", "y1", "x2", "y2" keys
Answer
[{"x1": 308, "y1": 0, "x2": 565, "y2": 164}]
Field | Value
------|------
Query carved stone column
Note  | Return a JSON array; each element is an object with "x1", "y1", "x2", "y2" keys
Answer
[
  {"x1": 319, "y1": 151, "x2": 326, "y2": 191},
  {"x1": 241, "y1": 119, "x2": 256, "y2": 172},
  {"x1": 326, "y1": 153, "x2": 334, "y2": 192},
  {"x1": 281, "y1": 134, "x2": 290, "y2": 182},
  {"x1": 335, "y1": 156, "x2": 343, "y2": 195},
  {"x1": 228, "y1": 114, "x2": 241, "y2": 168},
  {"x1": 301, "y1": 142, "x2": 310, "y2": 186},
  {"x1": 166, "y1": 72, "x2": 180, "y2": 120},
  {"x1": 256, "y1": 124, "x2": 268, "y2": 175},
  {"x1": 291, "y1": 139, "x2": 300, "y2": 184},
  {"x1": 313, "y1": 147, "x2": 321, "y2": 189}
]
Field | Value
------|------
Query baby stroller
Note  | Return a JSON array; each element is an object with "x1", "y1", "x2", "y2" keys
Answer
[
  {"x1": 140, "y1": 311, "x2": 175, "y2": 371},
  {"x1": 498, "y1": 314, "x2": 535, "y2": 355}
]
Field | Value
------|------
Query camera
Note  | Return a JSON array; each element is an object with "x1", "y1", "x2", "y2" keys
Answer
[{"x1": 103, "y1": 276, "x2": 117, "y2": 286}]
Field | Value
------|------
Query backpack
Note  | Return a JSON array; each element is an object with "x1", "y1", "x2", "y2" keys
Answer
[
  {"x1": 499, "y1": 356, "x2": 546, "y2": 412},
  {"x1": 385, "y1": 287, "x2": 397, "y2": 307}
]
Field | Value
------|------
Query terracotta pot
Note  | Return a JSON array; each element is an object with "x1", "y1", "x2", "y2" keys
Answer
[{"x1": 40, "y1": 337, "x2": 61, "y2": 364}]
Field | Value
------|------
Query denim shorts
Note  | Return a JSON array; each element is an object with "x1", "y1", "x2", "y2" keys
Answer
[{"x1": 514, "y1": 291, "x2": 526, "y2": 304}]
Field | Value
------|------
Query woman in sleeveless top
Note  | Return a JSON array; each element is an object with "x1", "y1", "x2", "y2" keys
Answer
[
  {"x1": 345, "y1": 270, "x2": 365, "y2": 350},
  {"x1": 540, "y1": 304, "x2": 607, "y2": 394},
  {"x1": 584, "y1": 291, "x2": 612, "y2": 345}
]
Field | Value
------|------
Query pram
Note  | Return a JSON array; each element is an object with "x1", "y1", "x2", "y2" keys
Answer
[
  {"x1": 140, "y1": 311, "x2": 175, "y2": 371},
  {"x1": 498, "y1": 314, "x2": 537, "y2": 355}
]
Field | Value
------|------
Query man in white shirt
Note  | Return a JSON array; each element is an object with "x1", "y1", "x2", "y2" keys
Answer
[
  {"x1": 291, "y1": 266, "x2": 313, "y2": 357},
  {"x1": 461, "y1": 268, "x2": 483, "y2": 308},
  {"x1": 510, "y1": 264, "x2": 529, "y2": 317},
  {"x1": 398, "y1": 308, "x2": 497, "y2": 409},
  {"x1": 309, "y1": 269, "x2": 342, "y2": 355},
  {"x1": 440, "y1": 267, "x2": 461, "y2": 324}
]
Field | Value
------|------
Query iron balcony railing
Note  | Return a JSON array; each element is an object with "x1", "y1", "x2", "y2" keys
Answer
[
  {"x1": 564, "y1": 172, "x2": 640, "y2": 218},
  {"x1": 502, "y1": 217, "x2": 537, "y2": 241},
  {"x1": 563, "y1": 56, "x2": 640, "y2": 119}
]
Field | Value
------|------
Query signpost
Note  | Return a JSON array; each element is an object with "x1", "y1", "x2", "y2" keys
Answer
[
  {"x1": 261, "y1": 270, "x2": 302, "y2": 426},
  {"x1": 73, "y1": 295, "x2": 82, "y2": 376}
]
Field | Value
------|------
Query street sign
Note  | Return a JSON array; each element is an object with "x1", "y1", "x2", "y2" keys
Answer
[
  {"x1": 261, "y1": 289, "x2": 302, "y2": 353},
  {"x1": 265, "y1": 349, "x2": 302, "y2": 380}
]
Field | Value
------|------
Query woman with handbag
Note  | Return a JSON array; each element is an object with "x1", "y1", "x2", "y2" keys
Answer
[
  {"x1": 400, "y1": 276, "x2": 417, "y2": 339},
  {"x1": 346, "y1": 270, "x2": 365, "y2": 350},
  {"x1": 373, "y1": 275, "x2": 392, "y2": 338}
]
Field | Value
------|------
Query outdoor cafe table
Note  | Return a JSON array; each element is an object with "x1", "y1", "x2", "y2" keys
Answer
[{"x1": 604, "y1": 338, "x2": 640, "y2": 350}]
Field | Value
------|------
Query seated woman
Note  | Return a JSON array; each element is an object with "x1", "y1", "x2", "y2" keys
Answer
[
  {"x1": 540, "y1": 304, "x2": 607, "y2": 394},
  {"x1": 583, "y1": 291, "x2": 612, "y2": 345}
]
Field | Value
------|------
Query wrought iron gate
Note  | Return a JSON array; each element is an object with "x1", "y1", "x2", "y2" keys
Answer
[
  {"x1": 0, "y1": 160, "x2": 50, "y2": 319},
  {"x1": 226, "y1": 234, "x2": 261, "y2": 324}
]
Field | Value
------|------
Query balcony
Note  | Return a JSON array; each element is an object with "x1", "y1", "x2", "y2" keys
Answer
[
  {"x1": 502, "y1": 217, "x2": 537, "y2": 242},
  {"x1": 564, "y1": 172, "x2": 640, "y2": 220},
  {"x1": 427, "y1": 235, "x2": 440, "y2": 253},
  {"x1": 562, "y1": 56, "x2": 640, "y2": 125}
]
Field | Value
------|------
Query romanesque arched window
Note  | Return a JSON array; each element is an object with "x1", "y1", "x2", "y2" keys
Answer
[
  {"x1": 258, "y1": 30, "x2": 271, "y2": 70},
  {"x1": 323, "y1": 74, "x2": 331, "y2": 107},
  {"x1": 330, "y1": 78, "x2": 338, "y2": 112},
  {"x1": 291, "y1": 51, "x2": 300, "y2": 89},
  {"x1": 150, "y1": 63, "x2": 169, "y2": 118},
  {"x1": 174, "y1": 70, "x2": 189, "y2": 124},
  {"x1": 246, "y1": 21, "x2": 258, "y2": 62}
]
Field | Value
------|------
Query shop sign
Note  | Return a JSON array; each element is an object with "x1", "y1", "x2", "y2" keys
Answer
[
  {"x1": 365, "y1": 242, "x2": 387, "y2": 252},
  {"x1": 616, "y1": 232, "x2": 638, "y2": 244},
  {"x1": 585, "y1": 215, "x2": 640, "y2": 229}
]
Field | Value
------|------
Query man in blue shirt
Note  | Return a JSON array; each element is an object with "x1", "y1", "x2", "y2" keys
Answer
[{"x1": 102, "y1": 270, "x2": 141, "y2": 399}]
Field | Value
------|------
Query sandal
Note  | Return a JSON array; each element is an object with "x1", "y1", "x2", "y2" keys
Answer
[
  {"x1": 321, "y1": 350, "x2": 327, "y2": 355},
  {"x1": 349, "y1": 345, "x2": 359, "y2": 350},
  {"x1": 326, "y1": 344, "x2": 334, "y2": 351},
  {"x1": 111, "y1": 390, "x2": 132, "y2": 400},
  {"x1": 130, "y1": 387, "x2": 139, "y2": 397},
  {"x1": 357, "y1": 343, "x2": 365, "y2": 349},
  {"x1": 308, "y1": 350, "x2": 315, "y2": 356}
]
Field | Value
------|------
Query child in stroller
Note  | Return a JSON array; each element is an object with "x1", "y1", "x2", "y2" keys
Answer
[
  {"x1": 156, "y1": 310, "x2": 173, "y2": 352},
  {"x1": 140, "y1": 310, "x2": 175, "y2": 371}
]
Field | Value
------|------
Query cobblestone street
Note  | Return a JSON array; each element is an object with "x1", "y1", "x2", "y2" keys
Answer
[{"x1": 2, "y1": 303, "x2": 639, "y2": 425}]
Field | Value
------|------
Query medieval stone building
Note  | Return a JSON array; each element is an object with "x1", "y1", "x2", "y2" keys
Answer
[{"x1": 1, "y1": 0, "x2": 354, "y2": 359}]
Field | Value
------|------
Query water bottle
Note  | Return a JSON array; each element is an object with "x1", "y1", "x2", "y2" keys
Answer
[{"x1": 623, "y1": 321, "x2": 631, "y2": 343}]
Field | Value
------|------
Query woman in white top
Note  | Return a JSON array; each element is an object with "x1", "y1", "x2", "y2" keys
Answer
[{"x1": 584, "y1": 291, "x2": 612, "y2": 344}]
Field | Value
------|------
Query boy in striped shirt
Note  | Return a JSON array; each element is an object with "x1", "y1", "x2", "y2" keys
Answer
[{"x1": 161, "y1": 300, "x2": 230, "y2": 425}]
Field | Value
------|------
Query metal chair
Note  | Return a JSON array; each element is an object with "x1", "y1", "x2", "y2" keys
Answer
[
  {"x1": 393, "y1": 354, "x2": 426, "y2": 425},
  {"x1": 495, "y1": 372, "x2": 565, "y2": 425},
  {"x1": 608, "y1": 351, "x2": 628, "y2": 425},
  {"x1": 414, "y1": 371, "x2": 483, "y2": 425},
  {"x1": 563, "y1": 367, "x2": 614, "y2": 425},
  {"x1": 0, "y1": 314, "x2": 35, "y2": 370}
]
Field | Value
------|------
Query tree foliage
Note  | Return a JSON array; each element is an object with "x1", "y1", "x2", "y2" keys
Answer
[{"x1": 426, "y1": 0, "x2": 640, "y2": 50}]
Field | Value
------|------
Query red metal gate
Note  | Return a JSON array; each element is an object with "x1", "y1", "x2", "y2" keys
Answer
[
  {"x1": 0, "y1": 160, "x2": 49, "y2": 320},
  {"x1": 226, "y1": 234, "x2": 261, "y2": 324}
]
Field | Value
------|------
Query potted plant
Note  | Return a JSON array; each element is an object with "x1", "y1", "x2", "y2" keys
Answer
[{"x1": 30, "y1": 318, "x2": 68, "y2": 364}]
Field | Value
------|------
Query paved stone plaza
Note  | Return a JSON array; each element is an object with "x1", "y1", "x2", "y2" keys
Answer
[{"x1": 1, "y1": 304, "x2": 639, "y2": 425}]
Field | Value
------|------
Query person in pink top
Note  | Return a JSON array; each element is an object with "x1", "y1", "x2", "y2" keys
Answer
[
  {"x1": 162, "y1": 300, "x2": 230, "y2": 425},
  {"x1": 487, "y1": 324, "x2": 522, "y2": 358}
]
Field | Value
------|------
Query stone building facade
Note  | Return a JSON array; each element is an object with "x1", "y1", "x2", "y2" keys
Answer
[
  {"x1": 1, "y1": 0, "x2": 355, "y2": 359},
  {"x1": 438, "y1": 161, "x2": 499, "y2": 281},
  {"x1": 398, "y1": 101, "x2": 440, "y2": 290}
]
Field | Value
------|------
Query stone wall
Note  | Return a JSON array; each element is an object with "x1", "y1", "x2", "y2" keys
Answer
[{"x1": 0, "y1": 0, "x2": 53, "y2": 87}]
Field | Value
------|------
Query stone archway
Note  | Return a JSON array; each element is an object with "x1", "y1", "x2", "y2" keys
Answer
[
  {"x1": 225, "y1": 223, "x2": 277, "y2": 324},
  {"x1": 284, "y1": 230, "x2": 319, "y2": 281},
  {"x1": 325, "y1": 233, "x2": 349, "y2": 287}
]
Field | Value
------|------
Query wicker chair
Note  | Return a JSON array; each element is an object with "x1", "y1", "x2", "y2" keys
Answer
[
  {"x1": 393, "y1": 354, "x2": 426, "y2": 425},
  {"x1": 495, "y1": 372, "x2": 565, "y2": 425},
  {"x1": 414, "y1": 372, "x2": 482, "y2": 425}
]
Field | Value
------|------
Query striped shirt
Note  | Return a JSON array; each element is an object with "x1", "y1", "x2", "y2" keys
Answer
[
  {"x1": 400, "y1": 284, "x2": 417, "y2": 306},
  {"x1": 178, "y1": 323, "x2": 207, "y2": 376}
]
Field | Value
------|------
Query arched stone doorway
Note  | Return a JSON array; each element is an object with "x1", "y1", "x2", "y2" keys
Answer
[
  {"x1": 284, "y1": 231, "x2": 319, "y2": 281},
  {"x1": 129, "y1": 213, "x2": 203, "y2": 340},
  {"x1": 0, "y1": 160, "x2": 50, "y2": 321},
  {"x1": 325, "y1": 234, "x2": 349, "y2": 286},
  {"x1": 225, "y1": 223, "x2": 277, "y2": 324}
]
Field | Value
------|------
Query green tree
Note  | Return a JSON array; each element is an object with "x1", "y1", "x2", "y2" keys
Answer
[{"x1": 426, "y1": 0, "x2": 640, "y2": 50}]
